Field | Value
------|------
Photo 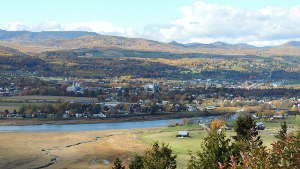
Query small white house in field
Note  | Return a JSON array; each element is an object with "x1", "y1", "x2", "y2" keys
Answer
[{"x1": 176, "y1": 131, "x2": 190, "y2": 138}]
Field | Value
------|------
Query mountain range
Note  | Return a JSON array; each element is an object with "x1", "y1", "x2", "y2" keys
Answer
[{"x1": 1, "y1": 29, "x2": 300, "y2": 57}]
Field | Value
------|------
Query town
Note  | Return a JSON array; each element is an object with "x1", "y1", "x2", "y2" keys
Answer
[
  {"x1": 1, "y1": 1, "x2": 300, "y2": 168},
  {"x1": 0, "y1": 73, "x2": 299, "y2": 121}
]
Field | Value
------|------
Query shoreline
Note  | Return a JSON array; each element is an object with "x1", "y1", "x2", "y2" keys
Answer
[{"x1": 0, "y1": 112, "x2": 223, "y2": 126}]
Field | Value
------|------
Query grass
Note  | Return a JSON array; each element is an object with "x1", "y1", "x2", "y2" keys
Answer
[
  {"x1": 160, "y1": 125, "x2": 204, "y2": 132},
  {"x1": 139, "y1": 128, "x2": 279, "y2": 169},
  {"x1": 0, "y1": 103, "x2": 47, "y2": 111},
  {"x1": 0, "y1": 116, "x2": 298, "y2": 169},
  {"x1": 0, "y1": 95, "x2": 98, "y2": 111},
  {"x1": 139, "y1": 129, "x2": 245, "y2": 169},
  {"x1": 0, "y1": 129, "x2": 148, "y2": 169},
  {"x1": 224, "y1": 116, "x2": 300, "y2": 129},
  {"x1": 261, "y1": 115, "x2": 300, "y2": 128},
  {"x1": 138, "y1": 116, "x2": 300, "y2": 169},
  {"x1": 140, "y1": 130, "x2": 206, "y2": 169},
  {"x1": 0, "y1": 95, "x2": 98, "y2": 102}
]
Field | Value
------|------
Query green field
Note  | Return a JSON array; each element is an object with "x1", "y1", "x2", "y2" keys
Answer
[
  {"x1": 139, "y1": 116, "x2": 300, "y2": 169},
  {"x1": 0, "y1": 95, "x2": 98, "y2": 102},
  {"x1": 0, "y1": 102, "x2": 43, "y2": 111},
  {"x1": 263, "y1": 115, "x2": 300, "y2": 128},
  {"x1": 0, "y1": 95, "x2": 98, "y2": 111},
  {"x1": 140, "y1": 129, "x2": 205, "y2": 168}
]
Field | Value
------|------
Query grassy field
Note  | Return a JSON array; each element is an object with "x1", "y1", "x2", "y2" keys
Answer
[
  {"x1": 0, "y1": 129, "x2": 149, "y2": 169},
  {"x1": 0, "y1": 95, "x2": 98, "y2": 102},
  {"x1": 139, "y1": 116, "x2": 300, "y2": 169},
  {"x1": 140, "y1": 129, "x2": 205, "y2": 168},
  {"x1": 0, "y1": 95, "x2": 98, "y2": 111},
  {"x1": 263, "y1": 115, "x2": 300, "y2": 128},
  {"x1": 139, "y1": 128, "x2": 282, "y2": 169},
  {"x1": 0, "y1": 117, "x2": 298, "y2": 169}
]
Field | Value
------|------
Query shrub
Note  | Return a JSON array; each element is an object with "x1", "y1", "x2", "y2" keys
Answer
[
  {"x1": 143, "y1": 143, "x2": 177, "y2": 169},
  {"x1": 112, "y1": 158, "x2": 125, "y2": 169}
]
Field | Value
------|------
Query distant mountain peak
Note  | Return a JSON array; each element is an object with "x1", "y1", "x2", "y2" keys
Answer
[
  {"x1": 211, "y1": 41, "x2": 229, "y2": 46},
  {"x1": 284, "y1": 41, "x2": 300, "y2": 46},
  {"x1": 169, "y1": 40, "x2": 179, "y2": 44},
  {"x1": 169, "y1": 41, "x2": 256, "y2": 48},
  {"x1": 0, "y1": 30, "x2": 99, "y2": 42},
  {"x1": 168, "y1": 41, "x2": 185, "y2": 47}
]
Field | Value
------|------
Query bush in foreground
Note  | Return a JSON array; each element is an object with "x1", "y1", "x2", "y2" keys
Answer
[{"x1": 113, "y1": 143, "x2": 176, "y2": 169}]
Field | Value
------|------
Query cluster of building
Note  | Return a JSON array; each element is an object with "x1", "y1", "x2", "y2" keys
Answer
[
  {"x1": 184, "y1": 79, "x2": 287, "y2": 89},
  {"x1": 0, "y1": 77, "x2": 299, "y2": 120}
]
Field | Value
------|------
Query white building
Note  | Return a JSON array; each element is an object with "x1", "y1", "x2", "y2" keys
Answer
[{"x1": 66, "y1": 82, "x2": 84, "y2": 94}]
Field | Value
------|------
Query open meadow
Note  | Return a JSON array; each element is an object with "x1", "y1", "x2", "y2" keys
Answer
[
  {"x1": 0, "y1": 95, "x2": 98, "y2": 112},
  {"x1": 0, "y1": 116, "x2": 298, "y2": 169}
]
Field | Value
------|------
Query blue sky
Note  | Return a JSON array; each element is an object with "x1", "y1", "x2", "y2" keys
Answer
[
  {"x1": 1, "y1": 0, "x2": 299, "y2": 28},
  {"x1": 1, "y1": 0, "x2": 198, "y2": 28},
  {"x1": 1, "y1": 0, "x2": 300, "y2": 46}
]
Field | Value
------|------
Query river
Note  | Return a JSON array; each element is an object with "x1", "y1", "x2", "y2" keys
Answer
[{"x1": 0, "y1": 114, "x2": 238, "y2": 132}]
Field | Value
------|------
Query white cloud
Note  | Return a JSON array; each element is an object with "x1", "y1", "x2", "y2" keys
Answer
[
  {"x1": 0, "y1": 21, "x2": 137, "y2": 38},
  {"x1": 2, "y1": 22, "x2": 30, "y2": 31},
  {"x1": 2, "y1": 1, "x2": 300, "y2": 46},
  {"x1": 148, "y1": 1, "x2": 300, "y2": 46}
]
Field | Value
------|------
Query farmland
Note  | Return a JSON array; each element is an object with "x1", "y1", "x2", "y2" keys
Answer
[{"x1": 0, "y1": 95, "x2": 98, "y2": 112}]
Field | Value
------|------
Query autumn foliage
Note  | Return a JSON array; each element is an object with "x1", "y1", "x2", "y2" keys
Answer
[{"x1": 210, "y1": 120, "x2": 225, "y2": 130}]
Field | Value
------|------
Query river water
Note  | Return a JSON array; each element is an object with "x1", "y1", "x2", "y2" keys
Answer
[{"x1": 0, "y1": 115, "x2": 237, "y2": 132}]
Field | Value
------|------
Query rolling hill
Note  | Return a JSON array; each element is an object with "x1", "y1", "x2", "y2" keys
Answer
[
  {"x1": 0, "y1": 30, "x2": 300, "y2": 81},
  {"x1": 1, "y1": 30, "x2": 300, "y2": 57},
  {"x1": 0, "y1": 45, "x2": 27, "y2": 57}
]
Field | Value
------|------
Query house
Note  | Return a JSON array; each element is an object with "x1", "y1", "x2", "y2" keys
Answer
[
  {"x1": 256, "y1": 122, "x2": 265, "y2": 130},
  {"x1": 118, "y1": 111, "x2": 129, "y2": 115},
  {"x1": 144, "y1": 83, "x2": 160, "y2": 93},
  {"x1": 0, "y1": 112, "x2": 7, "y2": 118},
  {"x1": 36, "y1": 114, "x2": 46, "y2": 118},
  {"x1": 75, "y1": 113, "x2": 83, "y2": 118},
  {"x1": 197, "y1": 106, "x2": 205, "y2": 111},
  {"x1": 162, "y1": 101, "x2": 169, "y2": 105},
  {"x1": 271, "y1": 109, "x2": 288, "y2": 119},
  {"x1": 70, "y1": 100, "x2": 95, "y2": 104},
  {"x1": 47, "y1": 114, "x2": 56, "y2": 119},
  {"x1": 252, "y1": 114, "x2": 259, "y2": 119},
  {"x1": 186, "y1": 105, "x2": 198, "y2": 112},
  {"x1": 176, "y1": 131, "x2": 190, "y2": 138},
  {"x1": 66, "y1": 82, "x2": 84, "y2": 94},
  {"x1": 92, "y1": 113, "x2": 107, "y2": 118},
  {"x1": 272, "y1": 115, "x2": 286, "y2": 119},
  {"x1": 63, "y1": 113, "x2": 70, "y2": 119},
  {"x1": 24, "y1": 114, "x2": 33, "y2": 118},
  {"x1": 206, "y1": 106, "x2": 217, "y2": 110}
]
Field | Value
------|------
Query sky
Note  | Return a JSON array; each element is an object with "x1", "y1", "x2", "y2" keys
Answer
[{"x1": 1, "y1": 0, "x2": 300, "y2": 46}]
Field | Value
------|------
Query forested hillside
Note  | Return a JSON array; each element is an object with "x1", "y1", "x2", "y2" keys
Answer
[{"x1": 0, "y1": 30, "x2": 300, "y2": 81}]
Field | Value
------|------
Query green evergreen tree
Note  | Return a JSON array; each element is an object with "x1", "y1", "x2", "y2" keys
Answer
[
  {"x1": 276, "y1": 121, "x2": 287, "y2": 140},
  {"x1": 234, "y1": 115, "x2": 258, "y2": 142},
  {"x1": 231, "y1": 115, "x2": 263, "y2": 162},
  {"x1": 129, "y1": 154, "x2": 144, "y2": 169},
  {"x1": 112, "y1": 158, "x2": 125, "y2": 169},
  {"x1": 143, "y1": 143, "x2": 176, "y2": 169},
  {"x1": 187, "y1": 129, "x2": 232, "y2": 169}
]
